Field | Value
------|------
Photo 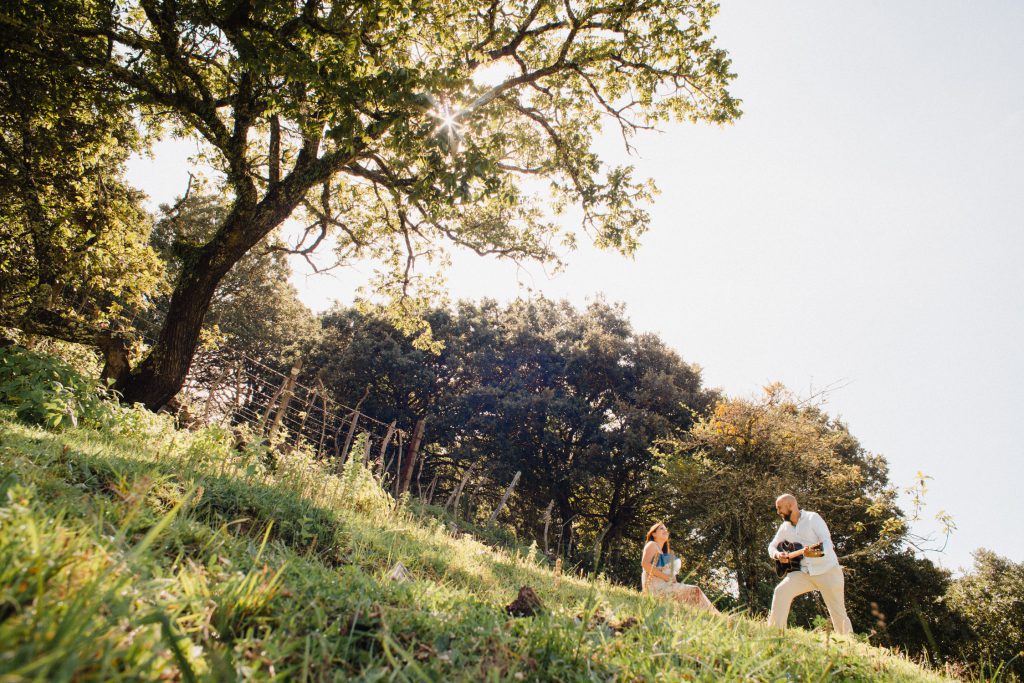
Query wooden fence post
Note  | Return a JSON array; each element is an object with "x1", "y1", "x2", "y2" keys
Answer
[
  {"x1": 340, "y1": 413, "x2": 360, "y2": 461},
  {"x1": 414, "y1": 448, "x2": 428, "y2": 498},
  {"x1": 330, "y1": 414, "x2": 346, "y2": 460},
  {"x1": 397, "y1": 417, "x2": 425, "y2": 496},
  {"x1": 339, "y1": 384, "x2": 371, "y2": 464},
  {"x1": 542, "y1": 500, "x2": 555, "y2": 556},
  {"x1": 488, "y1": 471, "x2": 521, "y2": 523},
  {"x1": 446, "y1": 460, "x2": 480, "y2": 518},
  {"x1": 377, "y1": 420, "x2": 396, "y2": 474},
  {"x1": 203, "y1": 364, "x2": 231, "y2": 423},
  {"x1": 316, "y1": 379, "x2": 330, "y2": 457},
  {"x1": 232, "y1": 358, "x2": 246, "y2": 418},
  {"x1": 424, "y1": 472, "x2": 439, "y2": 505},
  {"x1": 268, "y1": 359, "x2": 302, "y2": 442},
  {"x1": 387, "y1": 432, "x2": 403, "y2": 492},
  {"x1": 296, "y1": 384, "x2": 317, "y2": 444},
  {"x1": 361, "y1": 433, "x2": 373, "y2": 464},
  {"x1": 259, "y1": 379, "x2": 286, "y2": 432}
]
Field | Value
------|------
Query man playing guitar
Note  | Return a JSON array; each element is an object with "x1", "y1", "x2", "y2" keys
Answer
[{"x1": 767, "y1": 493, "x2": 853, "y2": 635}]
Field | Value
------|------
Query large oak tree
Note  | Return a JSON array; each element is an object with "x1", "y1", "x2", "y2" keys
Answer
[{"x1": 2, "y1": 0, "x2": 739, "y2": 409}]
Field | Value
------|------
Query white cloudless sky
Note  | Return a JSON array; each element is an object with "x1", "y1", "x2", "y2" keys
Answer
[{"x1": 128, "y1": 1, "x2": 1024, "y2": 573}]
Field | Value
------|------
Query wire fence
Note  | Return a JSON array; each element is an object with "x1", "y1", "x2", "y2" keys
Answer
[{"x1": 180, "y1": 348, "x2": 404, "y2": 469}]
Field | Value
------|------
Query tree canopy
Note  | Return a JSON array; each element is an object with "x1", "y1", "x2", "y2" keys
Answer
[
  {"x1": 2, "y1": 0, "x2": 740, "y2": 409},
  {"x1": 943, "y1": 549, "x2": 1024, "y2": 677}
]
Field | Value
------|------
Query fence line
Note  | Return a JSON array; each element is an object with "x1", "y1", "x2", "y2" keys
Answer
[
  {"x1": 70, "y1": 296, "x2": 498, "y2": 517},
  {"x1": 87, "y1": 299, "x2": 410, "y2": 474},
  {"x1": 181, "y1": 352, "x2": 403, "y2": 467},
  {"x1": 90, "y1": 298, "x2": 397, "y2": 433}
]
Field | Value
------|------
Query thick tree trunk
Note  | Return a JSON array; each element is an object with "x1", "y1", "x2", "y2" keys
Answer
[
  {"x1": 112, "y1": 200, "x2": 281, "y2": 410},
  {"x1": 113, "y1": 155, "x2": 323, "y2": 410},
  {"x1": 114, "y1": 285, "x2": 218, "y2": 408},
  {"x1": 598, "y1": 475, "x2": 626, "y2": 571},
  {"x1": 97, "y1": 329, "x2": 132, "y2": 385}
]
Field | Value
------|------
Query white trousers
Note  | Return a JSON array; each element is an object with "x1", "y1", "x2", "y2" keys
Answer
[
  {"x1": 643, "y1": 576, "x2": 719, "y2": 613},
  {"x1": 767, "y1": 565, "x2": 853, "y2": 635}
]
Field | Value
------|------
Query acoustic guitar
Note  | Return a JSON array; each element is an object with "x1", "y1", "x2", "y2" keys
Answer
[{"x1": 774, "y1": 540, "x2": 824, "y2": 578}]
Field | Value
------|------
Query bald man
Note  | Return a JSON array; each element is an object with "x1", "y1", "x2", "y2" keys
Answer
[{"x1": 767, "y1": 493, "x2": 853, "y2": 635}]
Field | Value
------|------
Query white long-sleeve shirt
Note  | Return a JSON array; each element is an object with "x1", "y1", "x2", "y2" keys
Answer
[{"x1": 767, "y1": 510, "x2": 840, "y2": 576}]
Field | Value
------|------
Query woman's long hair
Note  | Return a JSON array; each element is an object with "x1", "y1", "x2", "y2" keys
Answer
[{"x1": 646, "y1": 522, "x2": 671, "y2": 554}]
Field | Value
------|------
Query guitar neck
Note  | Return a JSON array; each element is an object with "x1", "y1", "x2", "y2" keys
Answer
[{"x1": 785, "y1": 543, "x2": 822, "y2": 559}]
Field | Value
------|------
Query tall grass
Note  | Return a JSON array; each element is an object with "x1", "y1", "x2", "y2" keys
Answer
[{"x1": 0, "y1": 383, "x2": 976, "y2": 681}]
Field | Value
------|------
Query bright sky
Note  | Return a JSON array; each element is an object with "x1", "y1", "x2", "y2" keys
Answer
[{"x1": 128, "y1": 1, "x2": 1024, "y2": 573}]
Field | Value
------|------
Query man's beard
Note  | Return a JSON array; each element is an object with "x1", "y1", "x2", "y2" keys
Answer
[{"x1": 779, "y1": 511, "x2": 795, "y2": 524}]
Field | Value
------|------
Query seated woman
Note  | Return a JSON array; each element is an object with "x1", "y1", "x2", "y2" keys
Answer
[{"x1": 641, "y1": 522, "x2": 719, "y2": 613}]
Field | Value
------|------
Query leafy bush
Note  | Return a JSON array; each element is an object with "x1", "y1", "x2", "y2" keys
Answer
[
  {"x1": 0, "y1": 346, "x2": 114, "y2": 429},
  {"x1": 337, "y1": 434, "x2": 394, "y2": 516},
  {"x1": 944, "y1": 550, "x2": 1024, "y2": 678}
]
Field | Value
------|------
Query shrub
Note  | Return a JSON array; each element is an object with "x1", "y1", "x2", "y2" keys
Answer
[
  {"x1": 337, "y1": 434, "x2": 393, "y2": 517},
  {"x1": 0, "y1": 346, "x2": 114, "y2": 429},
  {"x1": 944, "y1": 550, "x2": 1024, "y2": 678}
]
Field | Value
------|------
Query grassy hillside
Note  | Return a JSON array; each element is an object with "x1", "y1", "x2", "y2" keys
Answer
[{"x1": 0, "y1": 402, "x2": 957, "y2": 682}]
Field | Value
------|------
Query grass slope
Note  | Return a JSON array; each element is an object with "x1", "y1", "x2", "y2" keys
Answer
[{"x1": 0, "y1": 406, "x2": 953, "y2": 682}]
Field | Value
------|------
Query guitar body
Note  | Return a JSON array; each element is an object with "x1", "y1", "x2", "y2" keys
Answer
[
  {"x1": 774, "y1": 540, "x2": 824, "y2": 579},
  {"x1": 774, "y1": 541, "x2": 805, "y2": 578}
]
